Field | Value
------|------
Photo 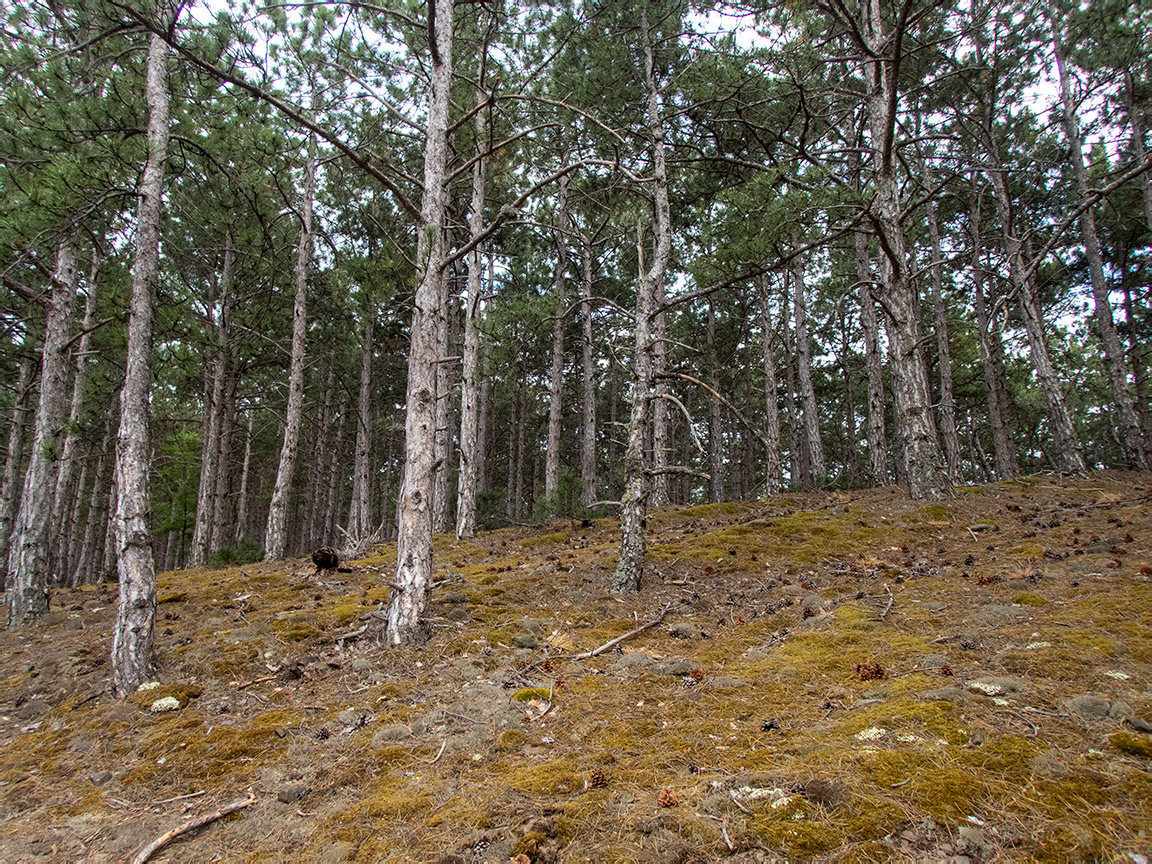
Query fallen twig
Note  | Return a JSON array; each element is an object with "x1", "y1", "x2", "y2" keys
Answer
[
  {"x1": 131, "y1": 793, "x2": 256, "y2": 864},
  {"x1": 418, "y1": 740, "x2": 447, "y2": 765},
  {"x1": 872, "y1": 583, "x2": 894, "y2": 622},
  {"x1": 235, "y1": 674, "x2": 277, "y2": 690},
  {"x1": 728, "y1": 791, "x2": 754, "y2": 815},
  {"x1": 564, "y1": 603, "x2": 672, "y2": 660}
]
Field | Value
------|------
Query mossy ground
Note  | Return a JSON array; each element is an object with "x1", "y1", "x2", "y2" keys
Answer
[{"x1": 0, "y1": 473, "x2": 1151, "y2": 861}]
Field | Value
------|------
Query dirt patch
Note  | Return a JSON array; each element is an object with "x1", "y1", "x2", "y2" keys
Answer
[{"x1": 1, "y1": 472, "x2": 1150, "y2": 861}]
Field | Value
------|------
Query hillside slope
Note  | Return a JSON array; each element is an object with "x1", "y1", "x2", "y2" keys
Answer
[{"x1": 1, "y1": 473, "x2": 1150, "y2": 862}]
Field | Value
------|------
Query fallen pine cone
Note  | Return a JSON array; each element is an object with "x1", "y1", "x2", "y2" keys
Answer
[
  {"x1": 689, "y1": 668, "x2": 705, "y2": 683},
  {"x1": 657, "y1": 787, "x2": 678, "y2": 807},
  {"x1": 856, "y1": 662, "x2": 885, "y2": 681},
  {"x1": 939, "y1": 663, "x2": 954, "y2": 677},
  {"x1": 589, "y1": 769, "x2": 609, "y2": 788}
]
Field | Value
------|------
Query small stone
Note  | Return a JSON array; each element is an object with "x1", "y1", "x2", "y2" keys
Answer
[
  {"x1": 149, "y1": 696, "x2": 181, "y2": 713},
  {"x1": 338, "y1": 709, "x2": 359, "y2": 726},
  {"x1": 1063, "y1": 694, "x2": 1112, "y2": 721},
  {"x1": 442, "y1": 591, "x2": 468, "y2": 605},
  {"x1": 967, "y1": 676, "x2": 1028, "y2": 696},
  {"x1": 917, "y1": 654, "x2": 949, "y2": 669},
  {"x1": 958, "y1": 826, "x2": 991, "y2": 857},
  {"x1": 521, "y1": 618, "x2": 545, "y2": 635},
  {"x1": 668, "y1": 623, "x2": 697, "y2": 640},
  {"x1": 513, "y1": 634, "x2": 539, "y2": 649},
  {"x1": 801, "y1": 595, "x2": 828, "y2": 614},
  {"x1": 371, "y1": 725, "x2": 411, "y2": 745},
  {"x1": 64, "y1": 618, "x2": 84, "y2": 631},
  {"x1": 351, "y1": 657, "x2": 372, "y2": 673},
  {"x1": 445, "y1": 607, "x2": 470, "y2": 622},
  {"x1": 83, "y1": 600, "x2": 103, "y2": 611},
  {"x1": 609, "y1": 652, "x2": 654, "y2": 671},
  {"x1": 90, "y1": 771, "x2": 114, "y2": 786},
  {"x1": 965, "y1": 604, "x2": 1029, "y2": 625},
  {"x1": 277, "y1": 784, "x2": 311, "y2": 804},
  {"x1": 1109, "y1": 701, "x2": 1133, "y2": 720},
  {"x1": 655, "y1": 659, "x2": 695, "y2": 676},
  {"x1": 707, "y1": 676, "x2": 746, "y2": 689},
  {"x1": 919, "y1": 686, "x2": 973, "y2": 704}
]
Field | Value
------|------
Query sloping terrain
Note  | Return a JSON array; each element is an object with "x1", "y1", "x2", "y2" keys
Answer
[{"x1": 0, "y1": 472, "x2": 1150, "y2": 862}]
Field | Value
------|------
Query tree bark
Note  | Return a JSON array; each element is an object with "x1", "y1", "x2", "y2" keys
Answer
[
  {"x1": 580, "y1": 235, "x2": 598, "y2": 509},
  {"x1": 387, "y1": 0, "x2": 453, "y2": 644},
  {"x1": 922, "y1": 159, "x2": 964, "y2": 484},
  {"x1": 50, "y1": 250, "x2": 100, "y2": 581},
  {"x1": 792, "y1": 260, "x2": 825, "y2": 483},
  {"x1": 190, "y1": 240, "x2": 234, "y2": 567},
  {"x1": 111, "y1": 24, "x2": 170, "y2": 695},
  {"x1": 855, "y1": 231, "x2": 888, "y2": 485},
  {"x1": 650, "y1": 260, "x2": 669, "y2": 507},
  {"x1": 758, "y1": 277, "x2": 782, "y2": 495},
  {"x1": 264, "y1": 125, "x2": 315, "y2": 560},
  {"x1": 969, "y1": 187, "x2": 1020, "y2": 480},
  {"x1": 234, "y1": 411, "x2": 253, "y2": 545},
  {"x1": 1049, "y1": 11, "x2": 1147, "y2": 469},
  {"x1": 432, "y1": 267, "x2": 458, "y2": 534},
  {"x1": 613, "y1": 4, "x2": 672, "y2": 595},
  {"x1": 544, "y1": 173, "x2": 569, "y2": 504},
  {"x1": 707, "y1": 298, "x2": 724, "y2": 501},
  {"x1": 7, "y1": 237, "x2": 80, "y2": 625},
  {"x1": 855, "y1": 0, "x2": 949, "y2": 499},
  {"x1": 74, "y1": 414, "x2": 114, "y2": 585},
  {"x1": 348, "y1": 314, "x2": 375, "y2": 543},
  {"x1": 322, "y1": 397, "x2": 348, "y2": 545},
  {"x1": 0, "y1": 358, "x2": 33, "y2": 572},
  {"x1": 456, "y1": 90, "x2": 487, "y2": 539}
]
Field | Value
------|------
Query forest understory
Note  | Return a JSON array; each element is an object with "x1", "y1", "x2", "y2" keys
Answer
[{"x1": 0, "y1": 471, "x2": 1150, "y2": 863}]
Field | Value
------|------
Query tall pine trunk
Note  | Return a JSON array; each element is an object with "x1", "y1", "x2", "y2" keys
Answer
[
  {"x1": 387, "y1": 0, "x2": 453, "y2": 643},
  {"x1": 707, "y1": 298, "x2": 724, "y2": 501},
  {"x1": 544, "y1": 174, "x2": 569, "y2": 504},
  {"x1": 855, "y1": 232, "x2": 888, "y2": 485},
  {"x1": 111, "y1": 24, "x2": 170, "y2": 694},
  {"x1": 348, "y1": 314, "x2": 375, "y2": 543},
  {"x1": 580, "y1": 236, "x2": 598, "y2": 509},
  {"x1": 456, "y1": 90, "x2": 487, "y2": 539},
  {"x1": 758, "y1": 277, "x2": 782, "y2": 495},
  {"x1": 792, "y1": 261, "x2": 825, "y2": 483},
  {"x1": 7, "y1": 237, "x2": 80, "y2": 625},
  {"x1": 613, "y1": 4, "x2": 672, "y2": 594},
  {"x1": 1049, "y1": 12, "x2": 1147, "y2": 469},
  {"x1": 190, "y1": 240, "x2": 234, "y2": 566},
  {"x1": 0, "y1": 359, "x2": 33, "y2": 572},
  {"x1": 264, "y1": 127, "x2": 315, "y2": 560}
]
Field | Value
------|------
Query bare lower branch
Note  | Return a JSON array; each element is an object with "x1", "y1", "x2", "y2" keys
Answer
[
  {"x1": 131, "y1": 793, "x2": 257, "y2": 864},
  {"x1": 564, "y1": 603, "x2": 671, "y2": 660}
]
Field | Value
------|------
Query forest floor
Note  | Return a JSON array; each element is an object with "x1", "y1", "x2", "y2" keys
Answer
[{"x1": 1, "y1": 472, "x2": 1151, "y2": 863}]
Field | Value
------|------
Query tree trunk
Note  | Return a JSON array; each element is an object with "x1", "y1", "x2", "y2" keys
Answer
[
  {"x1": 505, "y1": 374, "x2": 520, "y2": 522},
  {"x1": 650, "y1": 263, "x2": 669, "y2": 507},
  {"x1": 322, "y1": 398, "x2": 348, "y2": 545},
  {"x1": 432, "y1": 268, "x2": 457, "y2": 534},
  {"x1": 1126, "y1": 73, "x2": 1152, "y2": 234},
  {"x1": 513, "y1": 382, "x2": 527, "y2": 518},
  {"x1": 456, "y1": 91, "x2": 487, "y2": 539},
  {"x1": 580, "y1": 236, "x2": 598, "y2": 509},
  {"x1": 613, "y1": 4, "x2": 672, "y2": 594},
  {"x1": 348, "y1": 314, "x2": 375, "y2": 543},
  {"x1": 1122, "y1": 277, "x2": 1151, "y2": 444},
  {"x1": 858, "y1": 0, "x2": 949, "y2": 499},
  {"x1": 111, "y1": 24, "x2": 169, "y2": 695},
  {"x1": 50, "y1": 250, "x2": 100, "y2": 581},
  {"x1": 387, "y1": 0, "x2": 453, "y2": 644},
  {"x1": 0, "y1": 358, "x2": 33, "y2": 571},
  {"x1": 74, "y1": 414, "x2": 114, "y2": 585},
  {"x1": 302, "y1": 364, "x2": 332, "y2": 549},
  {"x1": 922, "y1": 160, "x2": 964, "y2": 484},
  {"x1": 969, "y1": 188, "x2": 1020, "y2": 480},
  {"x1": 264, "y1": 125, "x2": 315, "y2": 560},
  {"x1": 706, "y1": 298, "x2": 724, "y2": 501},
  {"x1": 190, "y1": 240, "x2": 234, "y2": 566},
  {"x1": 758, "y1": 277, "x2": 782, "y2": 495},
  {"x1": 7, "y1": 238, "x2": 80, "y2": 624},
  {"x1": 234, "y1": 411, "x2": 253, "y2": 545},
  {"x1": 1050, "y1": 13, "x2": 1147, "y2": 469},
  {"x1": 544, "y1": 174, "x2": 569, "y2": 504},
  {"x1": 792, "y1": 261, "x2": 825, "y2": 483},
  {"x1": 855, "y1": 230, "x2": 888, "y2": 486},
  {"x1": 783, "y1": 303, "x2": 803, "y2": 486}
]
